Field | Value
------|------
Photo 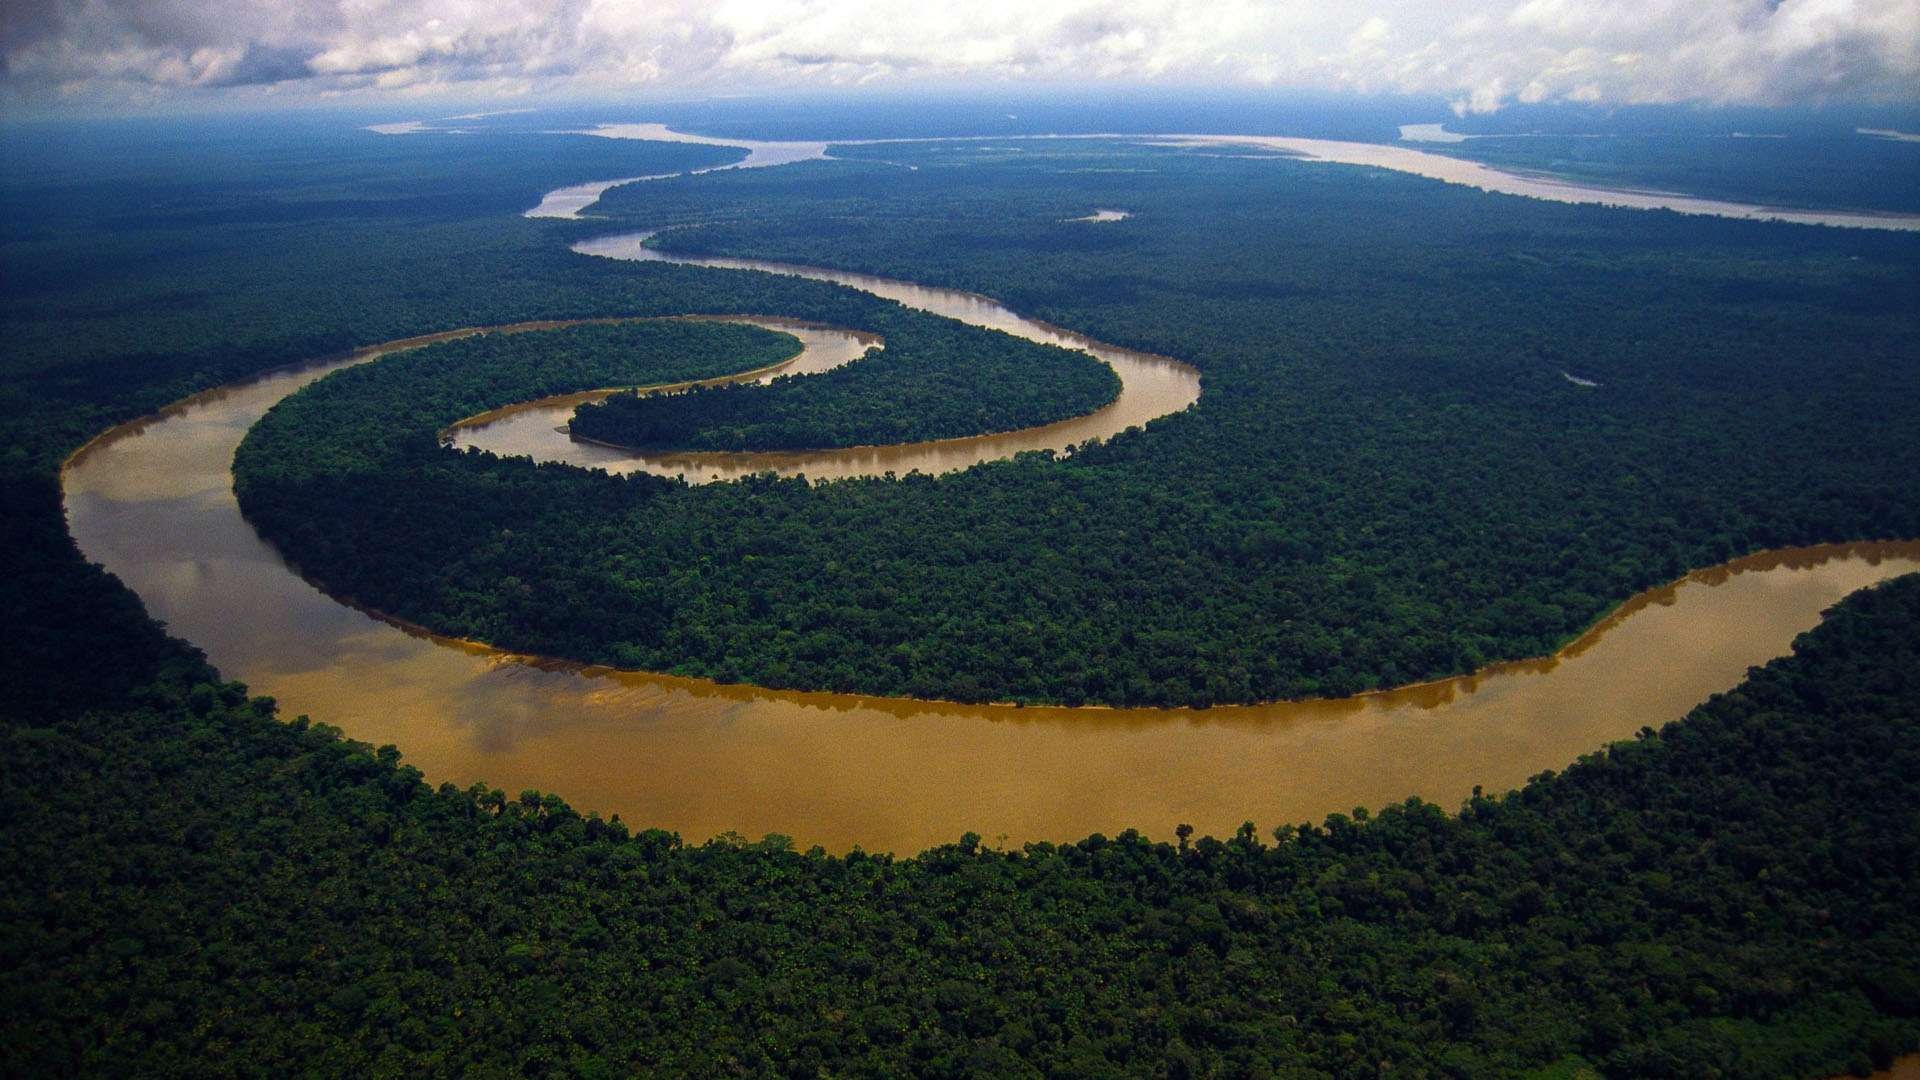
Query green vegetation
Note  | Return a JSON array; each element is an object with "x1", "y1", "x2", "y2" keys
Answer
[
  {"x1": 569, "y1": 316, "x2": 1118, "y2": 450},
  {"x1": 230, "y1": 138, "x2": 1920, "y2": 705},
  {"x1": 6, "y1": 573, "x2": 1920, "y2": 1076},
  {"x1": 1, "y1": 123, "x2": 726, "y2": 461},
  {"x1": 231, "y1": 320, "x2": 790, "y2": 640}
]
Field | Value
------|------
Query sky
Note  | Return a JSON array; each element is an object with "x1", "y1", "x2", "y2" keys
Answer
[{"x1": 3, "y1": 0, "x2": 1917, "y2": 116}]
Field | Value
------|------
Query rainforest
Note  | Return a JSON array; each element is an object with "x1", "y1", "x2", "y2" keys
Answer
[{"x1": 4, "y1": 95, "x2": 1920, "y2": 1079}]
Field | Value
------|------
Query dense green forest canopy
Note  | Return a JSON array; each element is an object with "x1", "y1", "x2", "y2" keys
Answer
[
  {"x1": 4, "y1": 118, "x2": 1919, "y2": 1076},
  {"x1": 6, "y1": 569, "x2": 1919, "y2": 1076},
  {"x1": 226, "y1": 137, "x2": 1920, "y2": 705}
]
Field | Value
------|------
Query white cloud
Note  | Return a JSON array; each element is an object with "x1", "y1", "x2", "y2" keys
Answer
[{"x1": 4, "y1": 0, "x2": 1917, "y2": 109}]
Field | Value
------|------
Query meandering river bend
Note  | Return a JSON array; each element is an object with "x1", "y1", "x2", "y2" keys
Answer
[
  {"x1": 59, "y1": 140, "x2": 1920, "y2": 852},
  {"x1": 447, "y1": 231, "x2": 1200, "y2": 482}
]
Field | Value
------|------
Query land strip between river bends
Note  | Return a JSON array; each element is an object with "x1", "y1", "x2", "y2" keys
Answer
[{"x1": 449, "y1": 229, "x2": 1197, "y2": 482}]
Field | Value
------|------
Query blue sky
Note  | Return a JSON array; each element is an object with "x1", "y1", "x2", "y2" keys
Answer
[{"x1": 5, "y1": 0, "x2": 1917, "y2": 115}]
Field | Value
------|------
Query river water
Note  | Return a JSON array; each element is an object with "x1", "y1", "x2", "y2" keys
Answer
[
  {"x1": 61, "y1": 294, "x2": 1920, "y2": 852},
  {"x1": 57, "y1": 133, "x2": 1920, "y2": 852},
  {"x1": 524, "y1": 124, "x2": 835, "y2": 219},
  {"x1": 443, "y1": 316, "x2": 881, "y2": 465}
]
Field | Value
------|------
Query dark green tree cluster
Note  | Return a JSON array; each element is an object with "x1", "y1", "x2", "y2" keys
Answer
[
  {"x1": 6, "y1": 575, "x2": 1920, "y2": 1076},
  {"x1": 568, "y1": 317, "x2": 1118, "y2": 451}
]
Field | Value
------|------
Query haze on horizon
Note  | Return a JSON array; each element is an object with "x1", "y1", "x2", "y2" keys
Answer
[{"x1": 3, "y1": 0, "x2": 1918, "y2": 119}]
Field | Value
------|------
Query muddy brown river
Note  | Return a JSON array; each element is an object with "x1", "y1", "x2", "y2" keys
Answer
[{"x1": 60, "y1": 230, "x2": 1920, "y2": 853}]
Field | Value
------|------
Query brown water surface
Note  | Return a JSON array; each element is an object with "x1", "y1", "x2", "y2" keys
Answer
[
  {"x1": 62, "y1": 336, "x2": 1920, "y2": 851},
  {"x1": 1830, "y1": 1056, "x2": 1920, "y2": 1080},
  {"x1": 525, "y1": 173, "x2": 684, "y2": 219},
  {"x1": 525, "y1": 124, "x2": 821, "y2": 218}
]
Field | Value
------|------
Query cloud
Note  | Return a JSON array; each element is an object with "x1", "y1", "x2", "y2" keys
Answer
[{"x1": 3, "y1": 0, "x2": 1917, "y2": 110}]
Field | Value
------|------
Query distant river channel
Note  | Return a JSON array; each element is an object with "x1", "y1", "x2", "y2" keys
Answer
[{"x1": 59, "y1": 187, "x2": 1920, "y2": 854}]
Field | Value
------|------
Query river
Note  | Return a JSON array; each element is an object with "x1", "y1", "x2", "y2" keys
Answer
[
  {"x1": 537, "y1": 123, "x2": 1920, "y2": 231},
  {"x1": 441, "y1": 316, "x2": 881, "y2": 455},
  {"x1": 61, "y1": 237, "x2": 1920, "y2": 851}
]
